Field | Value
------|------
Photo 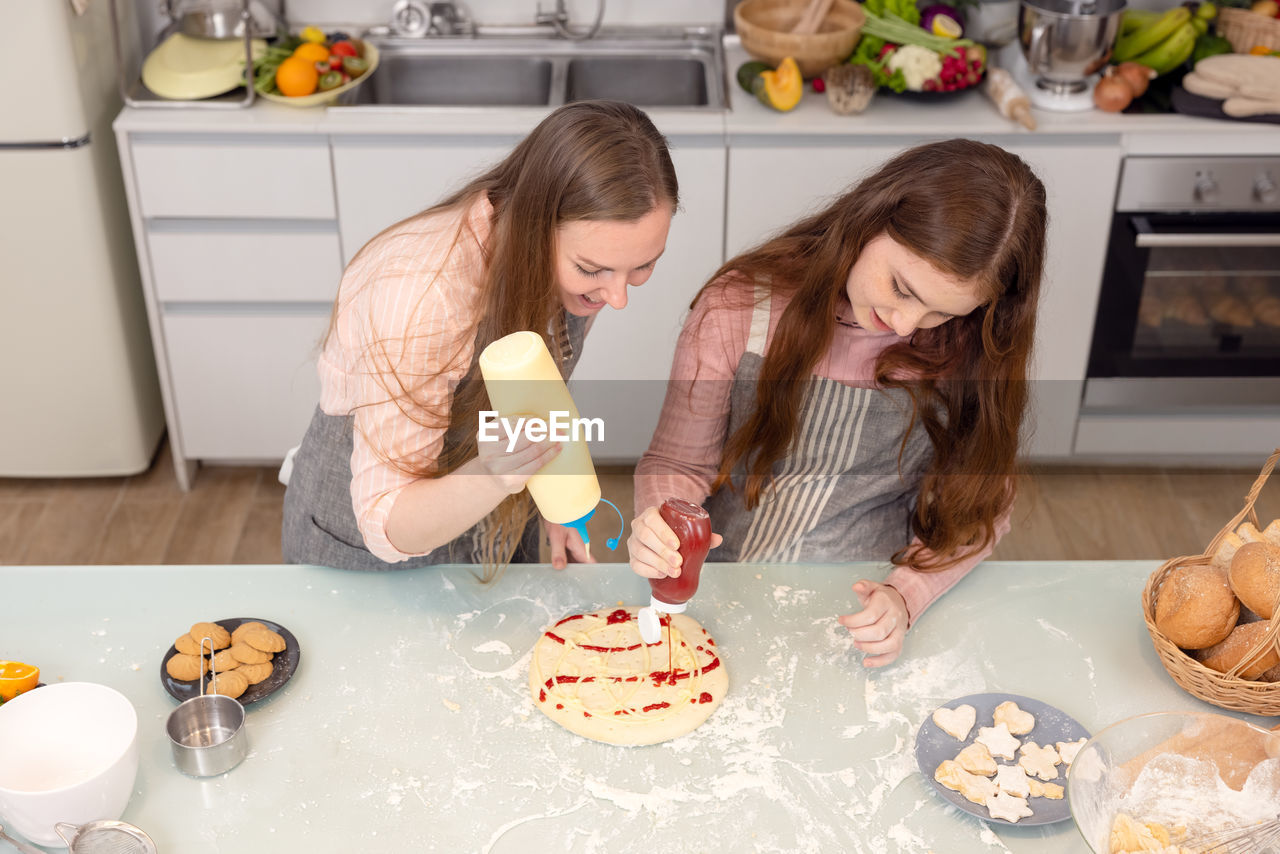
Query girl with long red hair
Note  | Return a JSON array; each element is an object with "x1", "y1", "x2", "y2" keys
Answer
[{"x1": 629, "y1": 139, "x2": 1047, "y2": 667}]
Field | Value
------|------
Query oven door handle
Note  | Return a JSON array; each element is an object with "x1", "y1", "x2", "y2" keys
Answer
[{"x1": 1132, "y1": 216, "x2": 1280, "y2": 248}]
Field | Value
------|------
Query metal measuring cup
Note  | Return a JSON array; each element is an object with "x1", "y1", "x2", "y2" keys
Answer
[{"x1": 165, "y1": 636, "x2": 247, "y2": 777}]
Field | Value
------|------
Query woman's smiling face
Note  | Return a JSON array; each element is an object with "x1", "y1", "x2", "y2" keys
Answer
[
  {"x1": 553, "y1": 204, "x2": 673, "y2": 317},
  {"x1": 845, "y1": 233, "x2": 985, "y2": 337}
]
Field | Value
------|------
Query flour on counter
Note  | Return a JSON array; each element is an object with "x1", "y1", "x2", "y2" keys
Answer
[{"x1": 473, "y1": 640, "x2": 513, "y2": 655}]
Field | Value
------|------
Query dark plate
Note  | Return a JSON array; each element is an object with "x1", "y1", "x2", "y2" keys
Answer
[
  {"x1": 160, "y1": 617, "x2": 300, "y2": 706},
  {"x1": 915, "y1": 692, "x2": 1091, "y2": 826},
  {"x1": 1170, "y1": 85, "x2": 1280, "y2": 125}
]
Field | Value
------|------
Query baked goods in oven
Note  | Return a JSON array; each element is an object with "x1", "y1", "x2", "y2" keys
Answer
[
  {"x1": 1155, "y1": 564, "x2": 1240, "y2": 649},
  {"x1": 1228, "y1": 541, "x2": 1280, "y2": 620},
  {"x1": 1194, "y1": 620, "x2": 1280, "y2": 680}
]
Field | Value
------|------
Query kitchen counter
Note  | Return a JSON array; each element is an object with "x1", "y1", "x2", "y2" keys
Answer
[
  {"x1": 113, "y1": 37, "x2": 1280, "y2": 157},
  {"x1": 5, "y1": 560, "x2": 1272, "y2": 853}
]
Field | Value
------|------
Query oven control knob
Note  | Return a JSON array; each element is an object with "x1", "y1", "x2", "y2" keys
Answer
[
  {"x1": 1254, "y1": 172, "x2": 1279, "y2": 205},
  {"x1": 1193, "y1": 173, "x2": 1220, "y2": 205}
]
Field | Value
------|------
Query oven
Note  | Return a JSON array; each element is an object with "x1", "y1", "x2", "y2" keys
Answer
[{"x1": 1077, "y1": 156, "x2": 1280, "y2": 458}]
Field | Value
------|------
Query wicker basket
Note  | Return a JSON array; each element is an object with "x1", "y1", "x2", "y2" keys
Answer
[
  {"x1": 1216, "y1": 6, "x2": 1280, "y2": 54},
  {"x1": 734, "y1": 0, "x2": 867, "y2": 78},
  {"x1": 1141, "y1": 448, "x2": 1280, "y2": 716}
]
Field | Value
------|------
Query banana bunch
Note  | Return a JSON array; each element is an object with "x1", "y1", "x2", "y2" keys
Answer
[{"x1": 1113, "y1": 3, "x2": 1217, "y2": 75}]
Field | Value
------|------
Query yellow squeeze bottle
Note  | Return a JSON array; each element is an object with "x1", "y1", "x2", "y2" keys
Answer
[{"x1": 478, "y1": 331, "x2": 621, "y2": 549}]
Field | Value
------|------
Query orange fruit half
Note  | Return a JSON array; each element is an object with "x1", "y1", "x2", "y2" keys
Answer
[{"x1": 0, "y1": 660, "x2": 39, "y2": 702}]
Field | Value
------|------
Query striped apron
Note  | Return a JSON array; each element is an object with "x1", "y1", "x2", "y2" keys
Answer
[
  {"x1": 281, "y1": 312, "x2": 589, "y2": 570},
  {"x1": 705, "y1": 291, "x2": 934, "y2": 563}
]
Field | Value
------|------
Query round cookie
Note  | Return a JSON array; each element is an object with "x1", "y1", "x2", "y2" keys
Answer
[
  {"x1": 1155, "y1": 564, "x2": 1241, "y2": 650},
  {"x1": 236, "y1": 661, "x2": 274, "y2": 685},
  {"x1": 174, "y1": 633, "x2": 203, "y2": 656},
  {"x1": 1195, "y1": 620, "x2": 1280, "y2": 680},
  {"x1": 231, "y1": 621, "x2": 268, "y2": 645},
  {"x1": 238, "y1": 624, "x2": 285, "y2": 653},
  {"x1": 208, "y1": 668, "x2": 249, "y2": 700},
  {"x1": 190, "y1": 621, "x2": 231, "y2": 650},
  {"x1": 1229, "y1": 542, "x2": 1280, "y2": 620},
  {"x1": 211, "y1": 649, "x2": 241, "y2": 673},
  {"x1": 529, "y1": 607, "x2": 727, "y2": 746},
  {"x1": 166, "y1": 653, "x2": 209, "y2": 681},
  {"x1": 228, "y1": 642, "x2": 272, "y2": 665}
]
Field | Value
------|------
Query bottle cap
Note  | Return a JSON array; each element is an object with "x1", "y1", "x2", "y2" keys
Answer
[
  {"x1": 650, "y1": 595, "x2": 687, "y2": 614},
  {"x1": 637, "y1": 605, "x2": 662, "y2": 644}
]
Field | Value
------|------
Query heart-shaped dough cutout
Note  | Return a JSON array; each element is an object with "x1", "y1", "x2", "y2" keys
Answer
[
  {"x1": 932, "y1": 703, "x2": 976, "y2": 741},
  {"x1": 993, "y1": 700, "x2": 1035, "y2": 735}
]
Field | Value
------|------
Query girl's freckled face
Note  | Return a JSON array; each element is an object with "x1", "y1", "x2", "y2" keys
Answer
[{"x1": 845, "y1": 233, "x2": 984, "y2": 337}]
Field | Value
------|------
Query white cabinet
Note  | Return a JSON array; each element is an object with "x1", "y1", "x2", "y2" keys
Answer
[
  {"x1": 725, "y1": 135, "x2": 1123, "y2": 459},
  {"x1": 117, "y1": 132, "x2": 343, "y2": 489},
  {"x1": 331, "y1": 128, "x2": 728, "y2": 463}
]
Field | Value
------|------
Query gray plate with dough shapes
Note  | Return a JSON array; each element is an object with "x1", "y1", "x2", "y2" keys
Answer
[{"x1": 915, "y1": 692, "x2": 1091, "y2": 826}]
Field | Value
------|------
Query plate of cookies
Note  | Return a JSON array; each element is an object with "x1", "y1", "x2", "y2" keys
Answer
[
  {"x1": 915, "y1": 693, "x2": 1091, "y2": 826},
  {"x1": 161, "y1": 618, "x2": 300, "y2": 706}
]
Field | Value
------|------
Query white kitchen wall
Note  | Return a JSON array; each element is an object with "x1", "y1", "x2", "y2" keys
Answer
[{"x1": 287, "y1": 0, "x2": 724, "y2": 29}]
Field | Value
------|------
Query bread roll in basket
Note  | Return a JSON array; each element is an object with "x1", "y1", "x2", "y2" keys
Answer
[{"x1": 1142, "y1": 448, "x2": 1280, "y2": 716}]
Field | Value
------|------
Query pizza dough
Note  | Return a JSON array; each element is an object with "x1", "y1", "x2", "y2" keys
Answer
[{"x1": 528, "y1": 607, "x2": 728, "y2": 746}]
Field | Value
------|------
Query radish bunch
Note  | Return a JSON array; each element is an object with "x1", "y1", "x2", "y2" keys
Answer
[{"x1": 922, "y1": 45, "x2": 986, "y2": 92}]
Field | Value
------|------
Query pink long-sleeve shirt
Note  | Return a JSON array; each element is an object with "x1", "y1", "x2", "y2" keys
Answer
[
  {"x1": 317, "y1": 195, "x2": 493, "y2": 563},
  {"x1": 635, "y1": 281, "x2": 1011, "y2": 626}
]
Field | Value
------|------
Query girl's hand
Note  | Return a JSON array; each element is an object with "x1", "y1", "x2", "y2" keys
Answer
[
  {"x1": 837, "y1": 580, "x2": 908, "y2": 668},
  {"x1": 626, "y1": 505, "x2": 722, "y2": 579},
  {"x1": 475, "y1": 431, "x2": 560, "y2": 495},
  {"x1": 544, "y1": 518, "x2": 594, "y2": 571}
]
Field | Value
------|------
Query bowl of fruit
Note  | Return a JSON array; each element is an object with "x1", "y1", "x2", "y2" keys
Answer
[
  {"x1": 847, "y1": 0, "x2": 987, "y2": 96},
  {"x1": 252, "y1": 26, "x2": 378, "y2": 107}
]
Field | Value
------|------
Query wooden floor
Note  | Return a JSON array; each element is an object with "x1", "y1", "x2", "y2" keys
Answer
[{"x1": 1, "y1": 439, "x2": 1275, "y2": 566}]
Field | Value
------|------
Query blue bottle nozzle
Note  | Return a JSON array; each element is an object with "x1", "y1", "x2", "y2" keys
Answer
[{"x1": 563, "y1": 499, "x2": 624, "y2": 551}]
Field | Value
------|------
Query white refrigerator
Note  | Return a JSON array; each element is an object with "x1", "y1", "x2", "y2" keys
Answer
[{"x1": 0, "y1": 0, "x2": 164, "y2": 476}]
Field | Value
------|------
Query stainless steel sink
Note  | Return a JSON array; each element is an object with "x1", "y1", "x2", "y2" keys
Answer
[{"x1": 347, "y1": 28, "x2": 725, "y2": 110}]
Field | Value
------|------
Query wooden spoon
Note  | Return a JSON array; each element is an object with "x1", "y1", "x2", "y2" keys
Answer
[{"x1": 792, "y1": 0, "x2": 837, "y2": 34}]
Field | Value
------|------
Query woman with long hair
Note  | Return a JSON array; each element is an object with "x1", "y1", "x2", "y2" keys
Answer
[
  {"x1": 629, "y1": 139, "x2": 1047, "y2": 666},
  {"x1": 283, "y1": 100, "x2": 678, "y2": 575}
]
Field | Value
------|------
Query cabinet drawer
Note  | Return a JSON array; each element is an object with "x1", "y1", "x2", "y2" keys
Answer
[
  {"x1": 150, "y1": 222, "x2": 342, "y2": 303},
  {"x1": 163, "y1": 309, "x2": 329, "y2": 460},
  {"x1": 132, "y1": 135, "x2": 334, "y2": 219}
]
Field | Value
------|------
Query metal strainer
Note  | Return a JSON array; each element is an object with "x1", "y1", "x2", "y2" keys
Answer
[{"x1": 54, "y1": 821, "x2": 157, "y2": 854}]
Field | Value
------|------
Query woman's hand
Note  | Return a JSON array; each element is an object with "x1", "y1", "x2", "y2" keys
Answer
[
  {"x1": 626, "y1": 505, "x2": 722, "y2": 579},
  {"x1": 837, "y1": 580, "x2": 908, "y2": 668},
  {"x1": 543, "y1": 519, "x2": 594, "y2": 570},
  {"x1": 475, "y1": 431, "x2": 560, "y2": 495}
]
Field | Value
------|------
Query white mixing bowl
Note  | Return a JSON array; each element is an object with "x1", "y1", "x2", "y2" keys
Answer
[{"x1": 0, "y1": 682, "x2": 139, "y2": 847}]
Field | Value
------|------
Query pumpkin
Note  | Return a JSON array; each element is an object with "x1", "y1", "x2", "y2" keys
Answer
[{"x1": 752, "y1": 56, "x2": 803, "y2": 112}]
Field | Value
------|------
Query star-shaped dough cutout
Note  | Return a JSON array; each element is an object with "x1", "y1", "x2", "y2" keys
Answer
[
  {"x1": 975, "y1": 722, "x2": 1020, "y2": 760},
  {"x1": 994, "y1": 763, "x2": 1031, "y2": 797},
  {"x1": 987, "y1": 790, "x2": 1034, "y2": 823}
]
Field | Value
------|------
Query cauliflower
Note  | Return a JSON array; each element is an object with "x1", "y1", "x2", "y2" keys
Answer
[{"x1": 886, "y1": 44, "x2": 942, "y2": 92}]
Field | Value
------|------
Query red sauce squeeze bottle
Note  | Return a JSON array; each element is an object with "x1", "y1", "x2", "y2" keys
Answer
[{"x1": 638, "y1": 498, "x2": 712, "y2": 644}]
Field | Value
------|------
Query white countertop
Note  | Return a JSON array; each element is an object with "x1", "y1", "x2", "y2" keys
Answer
[
  {"x1": 114, "y1": 36, "x2": 1280, "y2": 156},
  {"x1": 6, "y1": 560, "x2": 1274, "y2": 853}
]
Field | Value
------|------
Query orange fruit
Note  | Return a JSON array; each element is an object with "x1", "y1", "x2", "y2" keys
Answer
[
  {"x1": 292, "y1": 42, "x2": 330, "y2": 64},
  {"x1": 0, "y1": 660, "x2": 39, "y2": 702},
  {"x1": 275, "y1": 56, "x2": 319, "y2": 97}
]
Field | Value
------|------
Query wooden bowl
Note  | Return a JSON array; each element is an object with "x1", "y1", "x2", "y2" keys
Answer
[{"x1": 734, "y1": 0, "x2": 867, "y2": 78}]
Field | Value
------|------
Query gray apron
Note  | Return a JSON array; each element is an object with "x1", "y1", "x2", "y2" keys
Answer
[
  {"x1": 282, "y1": 312, "x2": 588, "y2": 570},
  {"x1": 706, "y1": 289, "x2": 933, "y2": 563}
]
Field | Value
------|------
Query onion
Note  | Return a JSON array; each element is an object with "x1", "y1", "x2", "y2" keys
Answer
[
  {"x1": 1093, "y1": 74, "x2": 1133, "y2": 112},
  {"x1": 1114, "y1": 62, "x2": 1156, "y2": 97}
]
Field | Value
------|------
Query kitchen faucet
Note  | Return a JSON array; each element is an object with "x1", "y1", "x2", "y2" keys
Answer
[{"x1": 535, "y1": 0, "x2": 606, "y2": 39}]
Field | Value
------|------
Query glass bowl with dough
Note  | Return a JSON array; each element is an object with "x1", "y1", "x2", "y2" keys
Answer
[{"x1": 1067, "y1": 711, "x2": 1280, "y2": 853}]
